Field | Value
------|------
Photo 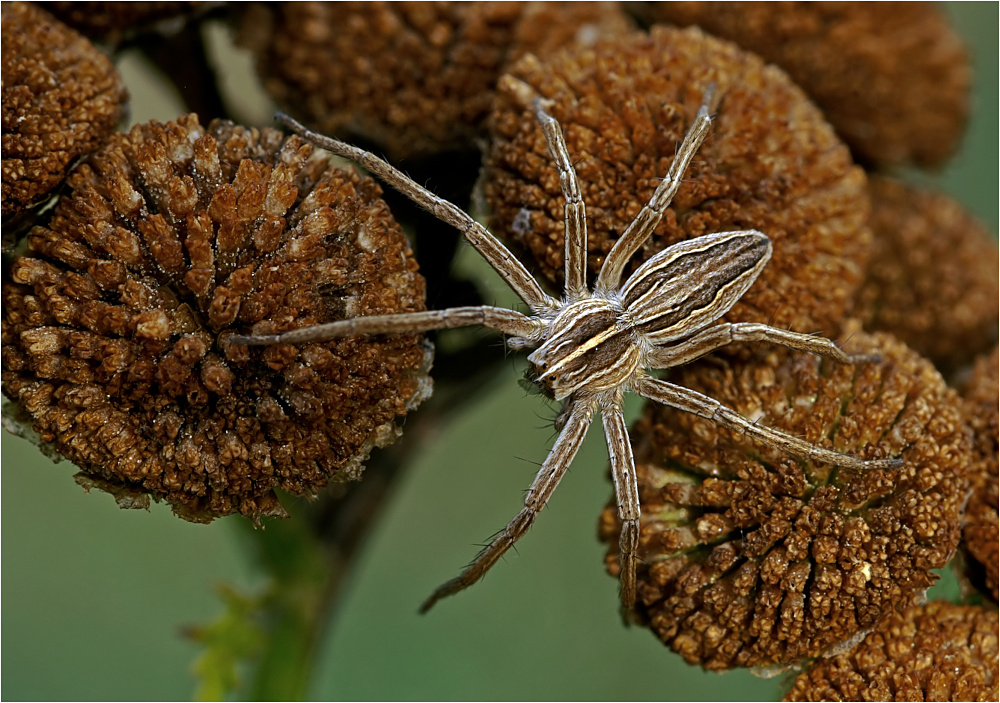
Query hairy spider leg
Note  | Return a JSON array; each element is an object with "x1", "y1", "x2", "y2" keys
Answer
[
  {"x1": 633, "y1": 375, "x2": 902, "y2": 472},
  {"x1": 419, "y1": 400, "x2": 595, "y2": 613},
  {"x1": 533, "y1": 97, "x2": 589, "y2": 300},
  {"x1": 646, "y1": 321, "x2": 882, "y2": 370},
  {"x1": 231, "y1": 306, "x2": 542, "y2": 346},
  {"x1": 274, "y1": 113, "x2": 559, "y2": 316},
  {"x1": 600, "y1": 391, "x2": 640, "y2": 609},
  {"x1": 595, "y1": 84, "x2": 717, "y2": 295}
]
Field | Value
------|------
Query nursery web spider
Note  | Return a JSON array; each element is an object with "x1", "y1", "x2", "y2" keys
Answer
[{"x1": 234, "y1": 85, "x2": 901, "y2": 613}]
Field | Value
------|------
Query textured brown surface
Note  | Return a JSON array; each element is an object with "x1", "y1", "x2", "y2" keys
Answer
[
  {"x1": 784, "y1": 602, "x2": 999, "y2": 701},
  {"x1": 239, "y1": 1, "x2": 632, "y2": 159},
  {"x1": 638, "y1": 1, "x2": 971, "y2": 169},
  {"x1": 1, "y1": 1, "x2": 127, "y2": 217},
  {"x1": 45, "y1": 2, "x2": 205, "y2": 43},
  {"x1": 852, "y1": 176, "x2": 999, "y2": 372},
  {"x1": 598, "y1": 331, "x2": 972, "y2": 669},
  {"x1": 960, "y1": 347, "x2": 999, "y2": 602},
  {"x1": 486, "y1": 25, "x2": 872, "y2": 338},
  {"x1": 2, "y1": 115, "x2": 431, "y2": 522}
]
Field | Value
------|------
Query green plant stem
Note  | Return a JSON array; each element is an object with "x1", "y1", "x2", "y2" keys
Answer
[{"x1": 231, "y1": 343, "x2": 509, "y2": 700}]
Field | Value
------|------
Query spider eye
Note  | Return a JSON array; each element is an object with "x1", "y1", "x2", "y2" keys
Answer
[{"x1": 520, "y1": 369, "x2": 554, "y2": 399}]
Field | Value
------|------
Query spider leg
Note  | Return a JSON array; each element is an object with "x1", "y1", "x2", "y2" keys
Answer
[
  {"x1": 419, "y1": 399, "x2": 596, "y2": 613},
  {"x1": 276, "y1": 113, "x2": 558, "y2": 314},
  {"x1": 634, "y1": 374, "x2": 902, "y2": 470},
  {"x1": 600, "y1": 392, "x2": 639, "y2": 610},
  {"x1": 595, "y1": 85, "x2": 717, "y2": 295},
  {"x1": 230, "y1": 306, "x2": 544, "y2": 346},
  {"x1": 533, "y1": 99, "x2": 588, "y2": 300},
  {"x1": 647, "y1": 321, "x2": 881, "y2": 370}
]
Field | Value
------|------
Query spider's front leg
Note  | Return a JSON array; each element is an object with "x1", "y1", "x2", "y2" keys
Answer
[
  {"x1": 600, "y1": 391, "x2": 640, "y2": 610},
  {"x1": 230, "y1": 306, "x2": 543, "y2": 346},
  {"x1": 419, "y1": 398, "x2": 596, "y2": 613}
]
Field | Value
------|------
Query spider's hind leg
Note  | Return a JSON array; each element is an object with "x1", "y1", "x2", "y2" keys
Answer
[
  {"x1": 532, "y1": 98, "x2": 589, "y2": 300},
  {"x1": 647, "y1": 321, "x2": 883, "y2": 371},
  {"x1": 595, "y1": 84, "x2": 717, "y2": 295},
  {"x1": 634, "y1": 374, "x2": 902, "y2": 471}
]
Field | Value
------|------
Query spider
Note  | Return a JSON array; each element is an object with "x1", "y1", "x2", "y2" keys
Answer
[{"x1": 233, "y1": 84, "x2": 902, "y2": 614}]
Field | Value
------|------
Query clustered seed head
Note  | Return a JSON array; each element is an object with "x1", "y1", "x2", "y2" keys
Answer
[
  {"x1": 635, "y1": 2, "x2": 971, "y2": 169},
  {"x1": 784, "y1": 602, "x2": 999, "y2": 701},
  {"x1": 45, "y1": 2, "x2": 206, "y2": 44},
  {"x1": 1, "y1": 114, "x2": 431, "y2": 522},
  {"x1": 852, "y1": 176, "x2": 999, "y2": 372},
  {"x1": 1, "y1": 1, "x2": 128, "y2": 218},
  {"x1": 486, "y1": 25, "x2": 871, "y2": 337},
  {"x1": 237, "y1": 1, "x2": 633, "y2": 160},
  {"x1": 598, "y1": 331, "x2": 972, "y2": 670},
  {"x1": 959, "y1": 346, "x2": 999, "y2": 602}
]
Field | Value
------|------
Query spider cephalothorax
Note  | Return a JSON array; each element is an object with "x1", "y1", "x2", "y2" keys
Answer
[{"x1": 234, "y1": 84, "x2": 901, "y2": 613}]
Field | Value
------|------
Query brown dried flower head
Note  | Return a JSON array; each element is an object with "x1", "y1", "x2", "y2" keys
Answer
[
  {"x1": 44, "y1": 2, "x2": 206, "y2": 44},
  {"x1": 784, "y1": 602, "x2": 999, "y2": 702},
  {"x1": 598, "y1": 331, "x2": 972, "y2": 670},
  {"x1": 2, "y1": 114, "x2": 431, "y2": 522},
  {"x1": 238, "y1": 1, "x2": 633, "y2": 160},
  {"x1": 852, "y1": 176, "x2": 999, "y2": 372},
  {"x1": 1, "y1": 1, "x2": 128, "y2": 218},
  {"x1": 486, "y1": 25, "x2": 872, "y2": 337},
  {"x1": 959, "y1": 346, "x2": 999, "y2": 602},
  {"x1": 637, "y1": 1, "x2": 971, "y2": 168}
]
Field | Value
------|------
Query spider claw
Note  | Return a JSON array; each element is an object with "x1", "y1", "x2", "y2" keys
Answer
[
  {"x1": 418, "y1": 576, "x2": 466, "y2": 614},
  {"x1": 417, "y1": 592, "x2": 440, "y2": 614}
]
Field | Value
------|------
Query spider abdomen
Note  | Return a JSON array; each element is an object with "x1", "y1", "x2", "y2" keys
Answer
[
  {"x1": 622, "y1": 230, "x2": 772, "y2": 345},
  {"x1": 527, "y1": 298, "x2": 642, "y2": 400}
]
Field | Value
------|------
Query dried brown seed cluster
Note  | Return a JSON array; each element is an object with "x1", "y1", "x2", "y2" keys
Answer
[
  {"x1": 636, "y1": 1, "x2": 970, "y2": 168},
  {"x1": 238, "y1": 1, "x2": 632, "y2": 160},
  {"x1": 2, "y1": 114, "x2": 431, "y2": 522},
  {"x1": 486, "y1": 25, "x2": 871, "y2": 337},
  {"x1": 959, "y1": 346, "x2": 999, "y2": 602},
  {"x1": 598, "y1": 332, "x2": 972, "y2": 669},
  {"x1": 784, "y1": 602, "x2": 999, "y2": 701},
  {"x1": 45, "y1": 2, "x2": 206, "y2": 44},
  {"x1": 851, "y1": 176, "x2": 999, "y2": 372},
  {"x1": 1, "y1": 1, "x2": 128, "y2": 218}
]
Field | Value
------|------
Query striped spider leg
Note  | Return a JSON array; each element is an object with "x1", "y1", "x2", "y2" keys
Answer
[{"x1": 234, "y1": 88, "x2": 901, "y2": 614}]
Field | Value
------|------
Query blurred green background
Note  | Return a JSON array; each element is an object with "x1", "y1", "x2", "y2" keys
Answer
[{"x1": 3, "y1": 4, "x2": 996, "y2": 700}]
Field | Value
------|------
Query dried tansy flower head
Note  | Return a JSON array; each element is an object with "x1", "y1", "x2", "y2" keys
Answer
[
  {"x1": 852, "y1": 176, "x2": 999, "y2": 372},
  {"x1": 1, "y1": 115, "x2": 431, "y2": 522},
  {"x1": 487, "y1": 25, "x2": 871, "y2": 337},
  {"x1": 784, "y1": 602, "x2": 999, "y2": 702},
  {"x1": 959, "y1": 346, "x2": 999, "y2": 602},
  {"x1": 1, "y1": 1, "x2": 128, "y2": 218},
  {"x1": 598, "y1": 332, "x2": 972, "y2": 669},
  {"x1": 637, "y1": 2, "x2": 971, "y2": 168},
  {"x1": 45, "y1": 2, "x2": 206, "y2": 44},
  {"x1": 239, "y1": 1, "x2": 632, "y2": 159}
]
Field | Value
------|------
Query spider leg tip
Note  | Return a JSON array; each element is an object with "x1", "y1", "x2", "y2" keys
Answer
[{"x1": 228, "y1": 334, "x2": 277, "y2": 347}]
